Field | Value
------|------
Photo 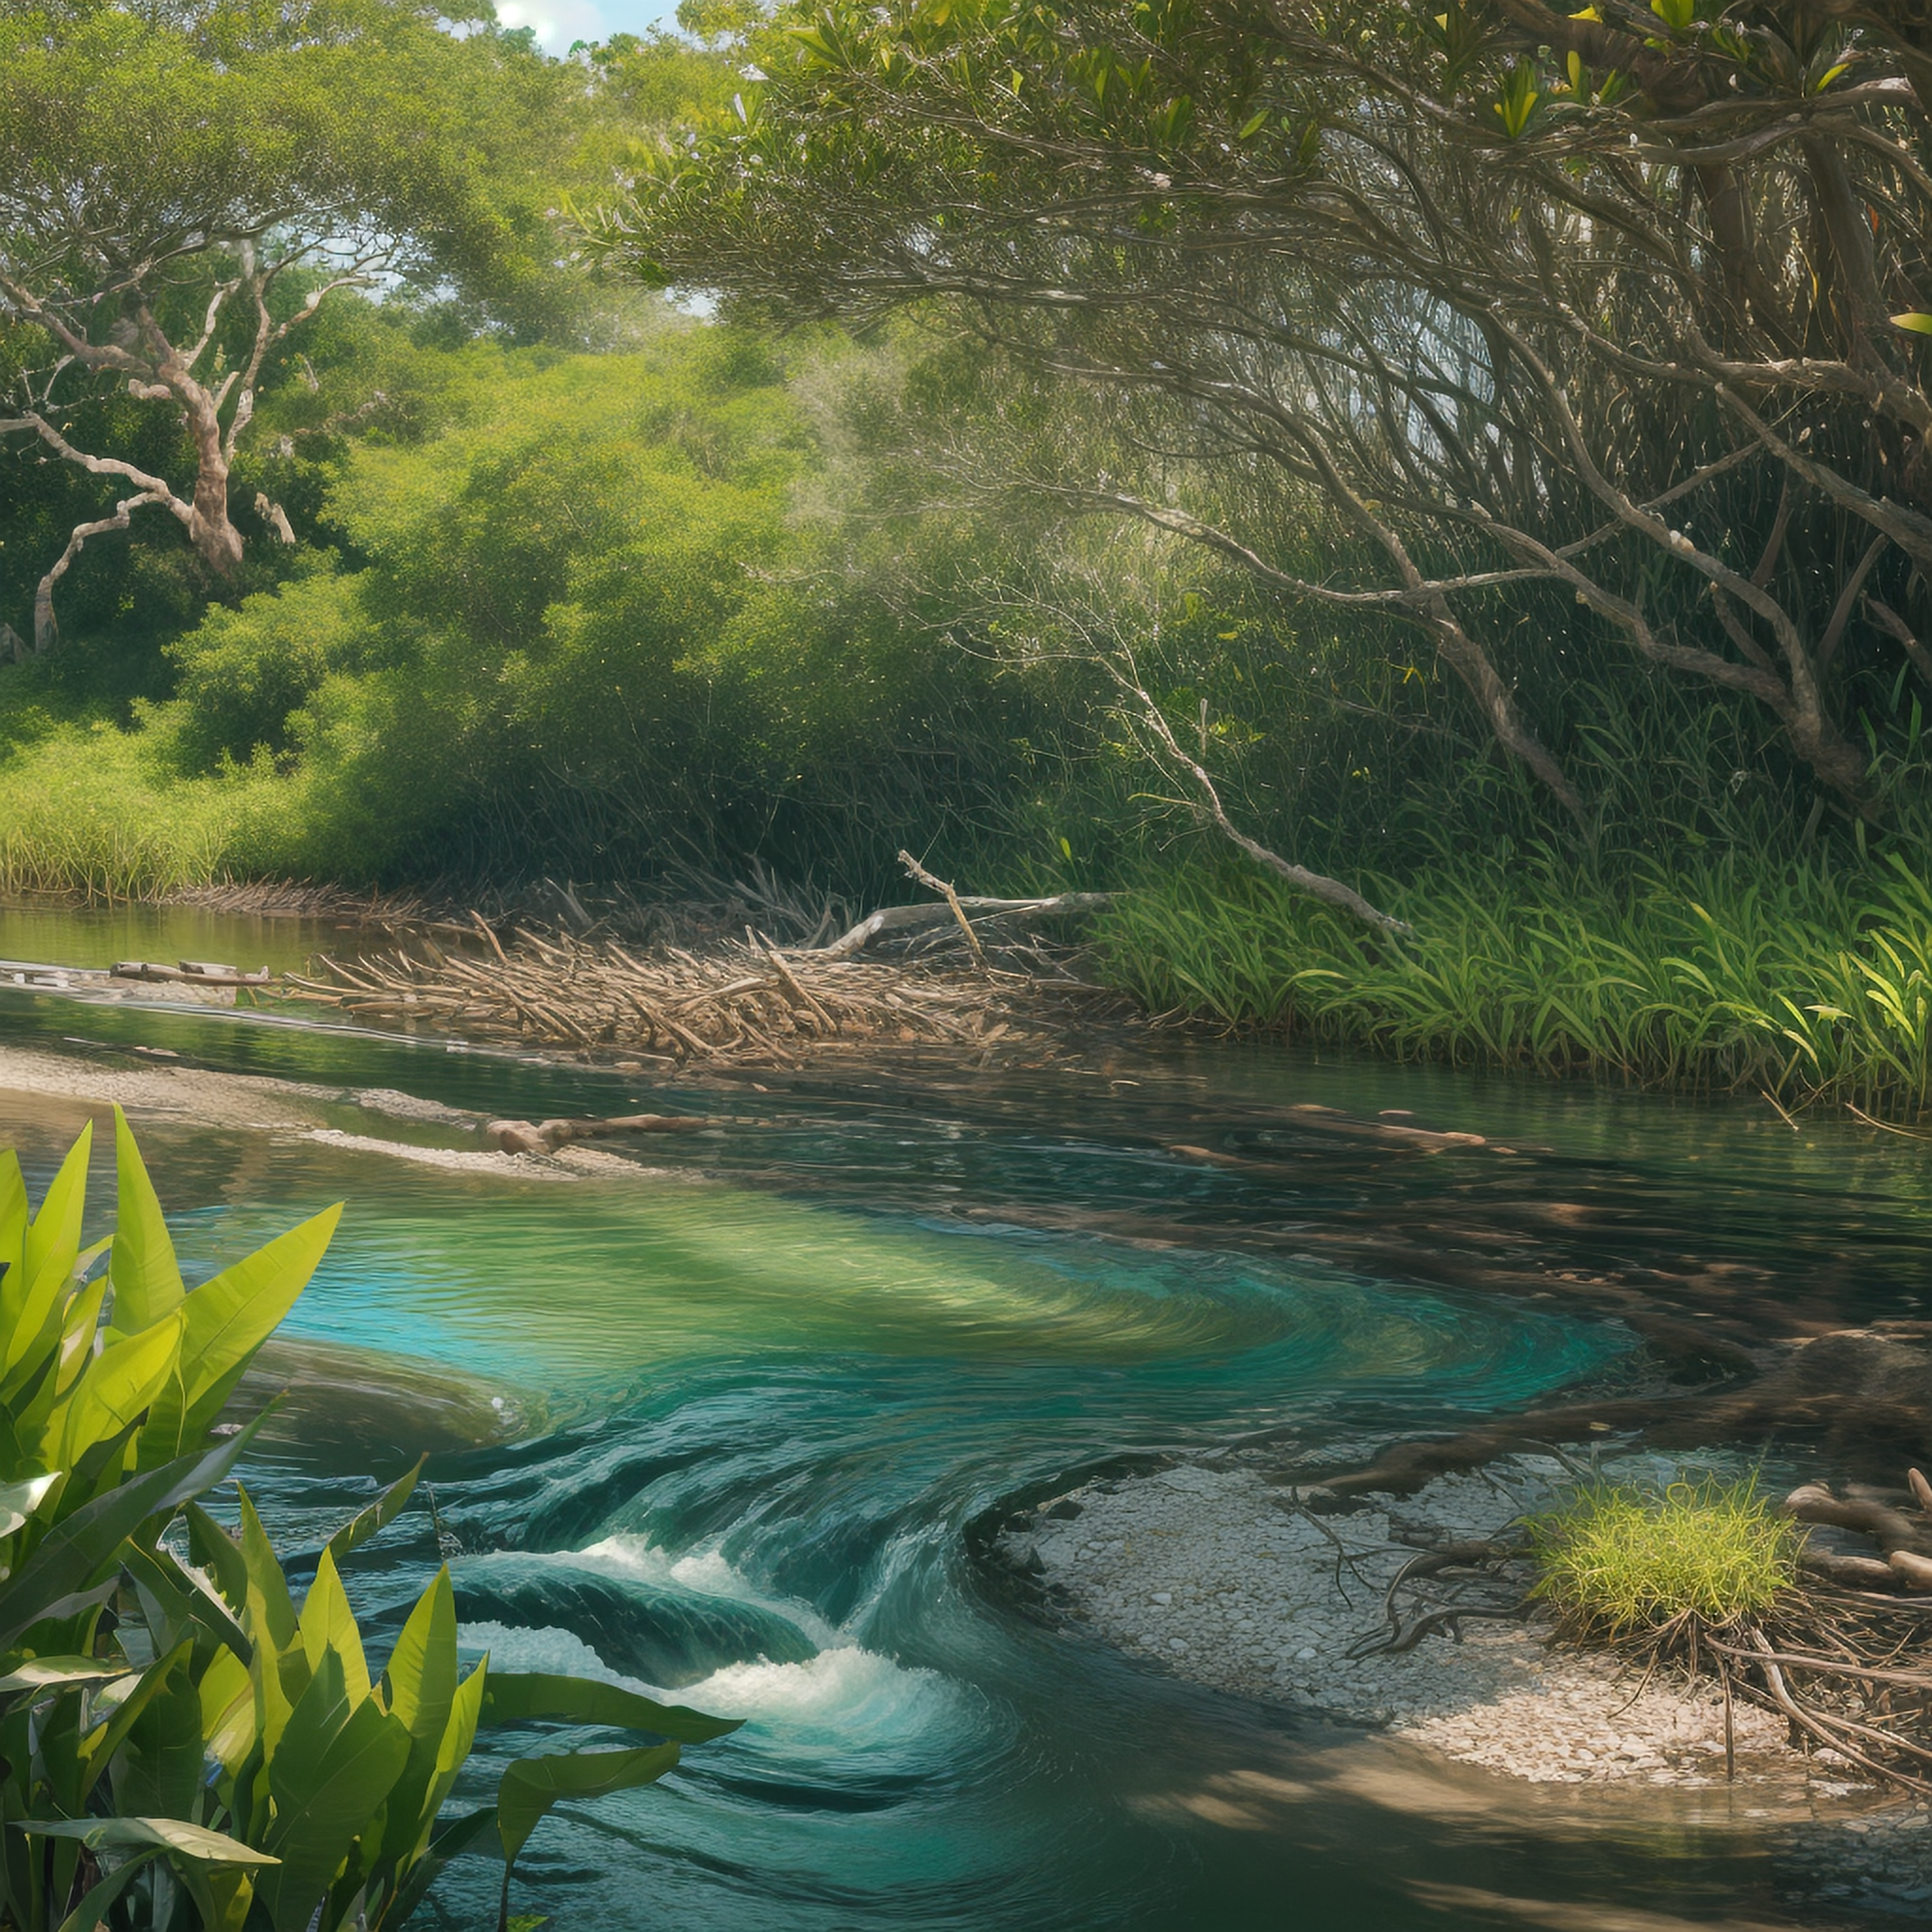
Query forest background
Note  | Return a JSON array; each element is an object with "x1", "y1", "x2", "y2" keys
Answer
[{"x1": 8, "y1": 0, "x2": 1932, "y2": 1114}]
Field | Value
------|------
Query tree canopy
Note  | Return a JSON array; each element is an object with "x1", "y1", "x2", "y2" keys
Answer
[
  {"x1": 589, "y1": 0, "x2": 1932, "y2": 836},
  {"x1": 0, "y1": 0, "x2": 589, "y2": 648}
]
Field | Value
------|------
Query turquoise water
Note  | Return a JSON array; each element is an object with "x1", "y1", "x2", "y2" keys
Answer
[{"x1": 3, "y1": 938, "x2": 1928, "y2": 1929}]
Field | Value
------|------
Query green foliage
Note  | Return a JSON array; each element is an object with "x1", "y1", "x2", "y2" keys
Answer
[
  {"x1": 0, "y1": 0, "x2": 581, "y2": 323},
  {"x1": 0, "y1": 718, "x2": 278, "y2": 898},
  {"x1": 163, "y1": 563, "x2": 367, "y2": 768},
  {"x1": 0, "y1": 1111, "x2": 337, "y2": 1927},
  {"x1": 1527, "y1": 1475, "x2": 1802, "y2": 1638},
  {"x1": 0, "y1": 1115, "x2": 740, "y2": 1931},
  {"x1": 1100, "y1": 849, "x2": 1932, "y2": 1117},
  {"x1": 587, "y1": 0, "x2": 1932, "y2": 837},
  {"x1": 0, "y1": 327, "x2": 1048, "y2": 895}
]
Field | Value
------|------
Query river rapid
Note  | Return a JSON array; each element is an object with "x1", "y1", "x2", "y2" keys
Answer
[{"x1": 5, "y1": 906, "x2": 1931, "y2": 1931}]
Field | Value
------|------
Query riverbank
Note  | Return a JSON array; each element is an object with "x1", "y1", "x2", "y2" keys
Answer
[
  {"x1": 1099, "y1": 854, "x2": 1932, "y2": 1121},
  {"x1": 13, "y1": 830, "x2": 1932, "y2": 1117},
  {"x1": 996, "y1": 1453, "x2": 1932, "y2": 1896},
  {"x1": 14, "y1": 976, "x2": 1932, "y2": 1922}
]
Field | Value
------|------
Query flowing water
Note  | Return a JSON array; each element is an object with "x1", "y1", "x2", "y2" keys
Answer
[{"x1": 4, "y1": 905, "x2": 1931, "y2": 1930}]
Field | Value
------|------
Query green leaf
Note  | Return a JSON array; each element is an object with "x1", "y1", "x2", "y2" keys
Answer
[
  {"x1": 480, "y1": 1673, "x2": 741, "y2": 1744},
  {"x1": 0, "y1": 1149, "x2": 27, "y2": 1310},
  {"x1": 171, "y1": 1201, "x2": 341, "y2": 1419},
  {"x1": 373, "y1": 1567, "x2": 460, "y2": 1874},
  {"x1": 0, "y1": 1419, "x2": 261, "y2": 1648},
  {"x1": 0, "y1": 1470, "x2": 59, "y2": 1538},
  {"x1": 260, "y1": 1647, "x2": 411, "y2": 1932},
  {"x1": 110, "y1": 1643, "x2": 204, "y2": 1821},
  {"x1": 50, "y1": 1844, "x2": 167, "y2": 1932},
  {"x1": 236, "y1": 1487, "x2": 299, "y2": 1657},
  {"x1": 0, "y1": 1654, "x2": 131, "y2": 1695},
  {"x1": 186, "y1": 1500, "x2": 249, "y2": 1608},
  {"x1": 23, "y1": 1121, "x2": 92, "y2": 1305},
  {"x1": 382, "y1": 1804, "x2": 497, "y2": 1932},
  {"x1": 382, "y1": 1565, "x2": 458, "y2": 1740},
  {"x1": 56, "y1": 1310, "x2": 184, "y2": 1468},
  {"x1": 326, "y1": 1455, "x2": 425, "y2": 1563},
  {"x1": 197, "y1": 1646, "x2": 257, "y2": 1775},
  {"x1": 77, "y1": 1639, "x2": 194, "y2": 1801},
  {"x1": 107, "y1": 1107, "x2": 184, "y2": 1338},
  {"x1": 298, "y1": 1546, "x2": 371, "y2": 1707},
  {"x1": 497, "y1": 1743, "x2": 681, "y2": 1871},
  {"x1": 1892, "y1": 312, "x2": 1932, "y2": 335},
  {"x1": 19, "y1": 1815, "x2": 278, "y2": 1864},
  {"x1": 122, "y1": 1540, "x2": 253, "y2": 1664}
]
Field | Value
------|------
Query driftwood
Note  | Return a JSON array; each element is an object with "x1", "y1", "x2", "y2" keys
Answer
[
  {"x1": 111, "y1": 959, "x2": 271, "y2": 988},
  {"x1": 483, "y1": 1112, "x2": 710, "y2": 1156},
  {"x1": 897, "y1": 850, "x2": 988, "y2": 970},
  {"x1": 1782, "y1": 1481, "x2": 1932, "y2": 1560},
  {"x1": 809, "y1": 890, "x2": 1114, "y2": 961}
]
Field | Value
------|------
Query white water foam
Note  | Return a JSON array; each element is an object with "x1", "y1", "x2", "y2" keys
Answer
[
  {"x1": 575, "y1": 1532, "x2": 842, "y2": 1647},
  {"x1": 459, "y1": 1534, "x2": 970, "y2": 1754},
  {"x1": 458, "y1": 1615, "x2": 961, "y2": 1752}
]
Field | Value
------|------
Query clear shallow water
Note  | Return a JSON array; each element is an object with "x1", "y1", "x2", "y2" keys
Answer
[
  {"x1": 0, "y1": 896, "x2": 365, "y2": 974},
  {"x1": 3, "y1": 927, "x2": 1931, "y2": 1930}
]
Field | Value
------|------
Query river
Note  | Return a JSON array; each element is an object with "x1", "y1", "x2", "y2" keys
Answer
[{"x1": 3, "y1": 904, "x2": 1929, "y2": 1929}]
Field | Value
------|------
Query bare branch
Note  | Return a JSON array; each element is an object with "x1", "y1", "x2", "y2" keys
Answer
[{"x1": 33, "y1": 491, "x2": 170, "y2": 652}]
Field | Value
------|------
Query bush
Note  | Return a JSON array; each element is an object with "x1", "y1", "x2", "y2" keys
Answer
[
  {"x1": 1526, "y1": 1474, "x2": 1802, "y2": 1639},
  {"x1": 163, "y1": 561, "x2": 365, "y2": 768}
]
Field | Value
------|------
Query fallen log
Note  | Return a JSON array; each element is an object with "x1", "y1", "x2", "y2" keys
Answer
[
  {"x1": 484, "y1": 1112, "x2": 710, "y2": 1156},
  {"x1": 1800, "y1": 1550, "x2": 1900, "y2": 1591},
  {"x1": 808, "y1": 891, "x2": 1114, "y2": 960},
  {"x1": 1891, "y1": 1549, "x2": 1932, "y2": 1592},
  {"x1": 111, "y1": 959, "x2": 271, "y2": 987}
]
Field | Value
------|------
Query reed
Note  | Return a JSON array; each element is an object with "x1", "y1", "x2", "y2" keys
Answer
[{"x1": 1099, "y1": 849, "x2": 1932, "y2": 1117}]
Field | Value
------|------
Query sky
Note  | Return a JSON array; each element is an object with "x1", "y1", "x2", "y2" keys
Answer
[{"x1": 494, "y1": 0, "x2": 683, "y2": 51}]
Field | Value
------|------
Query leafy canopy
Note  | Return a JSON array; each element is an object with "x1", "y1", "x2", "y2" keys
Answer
[{"x1": 0, "y1": 0, "x2": 555, "y2": 291}]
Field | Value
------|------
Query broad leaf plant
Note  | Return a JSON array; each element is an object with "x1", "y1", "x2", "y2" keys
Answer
[{"x1": 0, "y1": 1112, "x2": 738, "y2": 1931}]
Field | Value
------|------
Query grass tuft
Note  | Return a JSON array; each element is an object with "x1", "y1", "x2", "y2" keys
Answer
[{"x1": 1526, "y1": 1474, "x2": 1802, "y2": 1639}]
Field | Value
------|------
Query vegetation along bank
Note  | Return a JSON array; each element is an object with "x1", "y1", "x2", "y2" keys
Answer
[{"x1": 8, "y1": 0, "x2": 1932, "y2": 1119}]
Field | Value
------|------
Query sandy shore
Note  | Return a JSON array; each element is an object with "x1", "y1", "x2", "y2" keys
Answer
[
  {"x1": 1001, "y1": 1456, "x2": 1809, "y2": 1786},
  {"x1": 0, "y1": 1040, "x2": 661, "y2": 1181},
  {"x1": 998, "y1": 1452, "x2": 1932, "y2": 1903}
]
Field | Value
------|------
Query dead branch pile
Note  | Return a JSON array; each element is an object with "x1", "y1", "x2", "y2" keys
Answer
[{"x1": 283, "y1": 921, "x2": 1128, "y2": 1068}]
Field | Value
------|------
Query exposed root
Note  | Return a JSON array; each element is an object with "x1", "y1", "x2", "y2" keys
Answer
[{"x1": 1358, "y1": 1466, "x2": 1932, "y2": 1796}]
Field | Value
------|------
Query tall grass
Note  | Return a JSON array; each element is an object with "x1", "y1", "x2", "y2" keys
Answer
[
  {"x1": 0, "y1": 721, "x2": 297, "y2": 901},
  {"x1": 1100, "y1": 850, "x2": 1932, "y2": 1116}
]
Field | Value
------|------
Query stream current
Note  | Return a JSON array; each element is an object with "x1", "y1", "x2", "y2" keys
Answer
[{"x1": 6, "y1": 908, "x2": 1932, "y2": 1931}]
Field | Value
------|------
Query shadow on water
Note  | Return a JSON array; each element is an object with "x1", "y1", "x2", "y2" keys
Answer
[{"x1": 1, "y1": 971, "x2": 1927, "y2": 1928}]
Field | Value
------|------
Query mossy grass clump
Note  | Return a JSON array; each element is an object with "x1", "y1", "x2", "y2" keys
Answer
[{"x1": 1526, "y1": 1474, "x2": 1803, "y2": 1641}]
